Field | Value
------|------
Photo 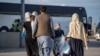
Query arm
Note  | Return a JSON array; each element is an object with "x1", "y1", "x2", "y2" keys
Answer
[
  {"x1": 50, "y1": 17, "x2": 55, "y2": 38},
  {"x1": 21, "y1": 23, "x2": 26, "y2": 38},
  {"x1": 22, "y1": 22, "x2": 26, "y2": 33},
  {"x1": 62, "y1": 30, "x2": 64, "y2": 35},
  {"x1": 22, "y1": 27, "x2": 26, "y2": 32},
  {"x1": 67, "y1": 22, "x2": 72, "y2": 37},
  {"x1": 82, "y1": 23, "x2": 88, "y2": 49},
  {"x1": 32, "y1": 17, "x2": 38, "y2": 36}
]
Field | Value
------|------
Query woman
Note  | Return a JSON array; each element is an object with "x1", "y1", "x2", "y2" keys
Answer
[
  {"x1": 23, "y1": 12, "x2": 38, "y2": 56},
  {"x1": 31, "y1": 11, "x2": 39, "y2": 56},
  {"x1": 54, "y1": 23, "x2": 64, "y2": 56},
  {"x1": 66, "y1": 13, "x2": 88, "y2": 56}
]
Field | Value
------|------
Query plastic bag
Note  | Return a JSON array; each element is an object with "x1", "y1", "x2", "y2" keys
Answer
[
  {"x1": 60, "y1": 35, "x2": 70, "y2": 55},
  {"x1": 21, "y1": 32, "x2": 26, "y2": 39}
]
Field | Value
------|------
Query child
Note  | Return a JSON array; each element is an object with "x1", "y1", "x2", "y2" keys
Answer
[{"x1": 54, "y1": 23, "x2": 64, "y2": 56}]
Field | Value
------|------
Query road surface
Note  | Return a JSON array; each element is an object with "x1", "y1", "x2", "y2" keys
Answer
[{"x1": 0, "y1": 39, "x2": 100, "y2": 56}]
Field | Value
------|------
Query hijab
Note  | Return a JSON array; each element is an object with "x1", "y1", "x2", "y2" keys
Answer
[{"x1": 25, "y1": 12, "x2": 31, "y2": 22}]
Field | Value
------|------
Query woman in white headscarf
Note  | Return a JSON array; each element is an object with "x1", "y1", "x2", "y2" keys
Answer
[
  {"x1": 66, "y1": 13, "x2": 88, "y2": 56},
  {"x1": 23, "y1": 12, "x2": 32, "y2": 56},
  {"x1": 30, "y1": 11, "x2": 39, "y2": 56},
  {"x1": 31, "y1": 11, "x2": 38, "y2": 39},
  {"x1": 23, "y1": 11, "x2": 39, "y2": 56}
]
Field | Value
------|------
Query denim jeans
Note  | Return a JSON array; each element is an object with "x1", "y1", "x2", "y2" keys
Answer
[{"x1": 37, "y1": 36, "x2": 54, "y2": 56}]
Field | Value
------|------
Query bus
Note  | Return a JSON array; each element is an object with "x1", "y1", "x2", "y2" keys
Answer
[
  {"x1": 0, "y1": 2, "x2": 92, "y2": 48},
  {"x1": 0, "y1": 2, "x2": 91, "y2": 34}
]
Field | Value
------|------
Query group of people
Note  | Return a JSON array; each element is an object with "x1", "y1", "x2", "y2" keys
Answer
[{"x1": 22, "y1": 6, "x2": 88, "y2": 56}]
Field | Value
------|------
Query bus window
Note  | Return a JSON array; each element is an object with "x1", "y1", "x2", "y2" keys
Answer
[
  {"x1": 88, "y1": 17, "x2": 92, "y2": 25},
  {"x1": 82, "y1": 17, "x2": 87, "y2": 24}
]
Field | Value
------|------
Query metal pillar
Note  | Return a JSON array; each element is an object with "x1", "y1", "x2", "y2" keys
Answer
[
  {"x1": 21, "y1": 0, "x2": 25, "y2": 23},
  {"x1": 20, "y1": 0, "x2": 25, "y2": 47}
]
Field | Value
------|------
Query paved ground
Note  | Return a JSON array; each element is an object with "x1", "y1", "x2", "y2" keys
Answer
[
  {"x1": 0, "y1": 39, "x2": 100, "y2": 56},
  {"x1": 84, "y1": 39, "x2": 100, "y2": 56}
]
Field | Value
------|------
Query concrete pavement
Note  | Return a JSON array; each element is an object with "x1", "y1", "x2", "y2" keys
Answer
[{"x1": 0, "y1": 39, "x2": 100, "y2": 56}]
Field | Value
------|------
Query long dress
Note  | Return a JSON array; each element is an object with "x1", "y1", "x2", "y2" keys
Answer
[
  {"x1": 23, "y1": 22, "x2": 39, "y2": 56},
  {"x1": 69, "y1": 38, "x2": 84, "y2": 56}
]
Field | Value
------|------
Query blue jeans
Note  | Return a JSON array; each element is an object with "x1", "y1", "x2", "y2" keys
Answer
[{"x1": 37, "y1": 36, "x2": 54, "y2": 56}]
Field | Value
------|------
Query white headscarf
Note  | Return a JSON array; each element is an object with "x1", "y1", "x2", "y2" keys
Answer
[
  {"x1": 25, "y1": 12, "x2": 31, "y2": 21},
  {"x1": 32, "y1": 11, "x2": 38, "y2": 17}
]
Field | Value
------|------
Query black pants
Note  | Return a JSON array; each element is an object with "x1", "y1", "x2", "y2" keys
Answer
[
  {"x1": 69, "y1": 38, "x2": 84, "y2": 56},
  {"x1": 25, "y1": 37, "x2": 39, "y2": 56}
]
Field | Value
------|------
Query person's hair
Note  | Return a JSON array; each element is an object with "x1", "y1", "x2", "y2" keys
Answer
[
  {"x1": 31, "y1": 11, "x2": 38, "y2": 21},
  {"x1": 72, "y1": 13, "x2": 80, "y2": 22},
  {"x1": 40, "y1": 6, "x2": 47, "y2": 12},
  {"x1": 57, "y1": 23, "x2": 61, "y2": 27},
  {"x1": 54, "y1": 23, "x2": 61, "y2": 30},
  {"x1": 30, "y1": 15, "x2": 35, "y2": 21}
]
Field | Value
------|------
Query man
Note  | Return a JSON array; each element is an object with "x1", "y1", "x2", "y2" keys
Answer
[{"x1": 32, "y1": 6, "x2": 55, "y2": 56}]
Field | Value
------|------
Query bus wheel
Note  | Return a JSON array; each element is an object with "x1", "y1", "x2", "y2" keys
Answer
[{"x1": 0, "y1": 26, "x2": 9, "y2": 32}]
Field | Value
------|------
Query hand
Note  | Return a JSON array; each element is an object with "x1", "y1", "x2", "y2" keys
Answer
[
  {"x1": 65, "y1": 37, "x2": 70, "y2": 40},
  {"x1": 65, "y1": 37, "x2": 67, "y2": 40},
  {"x1": 85, "y1": 46, "x2": 88, "y2": 50},
  {"x1": 32, "y1": 35, "x2": 35, "y2": 39},
  {"x1": 85, "y1": 40, "x2": 88, "y2": 50}
]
